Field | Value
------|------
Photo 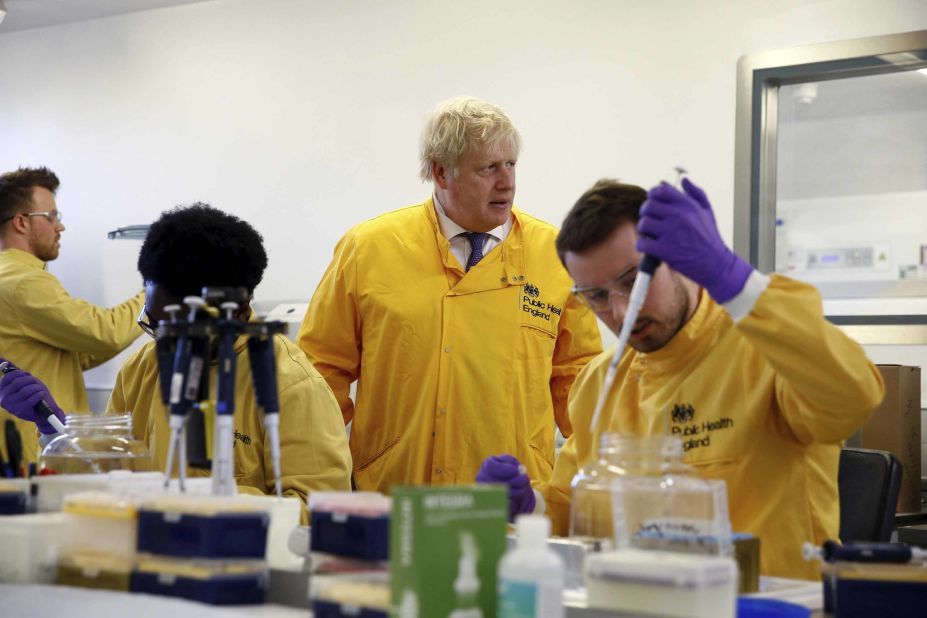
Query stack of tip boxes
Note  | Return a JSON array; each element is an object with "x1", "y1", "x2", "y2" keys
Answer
[
  {"x1": 54, "y1": 491, "x2": 142, "y2": 591},
  {"x1": 48, "y1": 492, "x2": 270, "y2": 604},
  {"x1": 390, "y1": 486, "x2": 507, "y2": 618},
  {"x1": 309, "y1": 492, "x2": 392, "y2": 618},
  {"x1": 131, "y1": 495, "x2": 271, "y2": 604}
]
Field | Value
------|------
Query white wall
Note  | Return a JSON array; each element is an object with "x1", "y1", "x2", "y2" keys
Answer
[{"x1": 1, "y1": 0, "x2": 926, "y2": 391}]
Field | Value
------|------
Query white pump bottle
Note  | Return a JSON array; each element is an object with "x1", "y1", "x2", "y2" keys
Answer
[{"x1": 498, "y1": 515, "x2": 565, "y2": 618}]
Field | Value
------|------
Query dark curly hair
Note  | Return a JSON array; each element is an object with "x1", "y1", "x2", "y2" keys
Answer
[
  {"x1": 556, "y1": 179, "x2": 647, "y2": 265},
  {"x1": 0, "y1": 167, "x2": 60, "y2": 223},
  {"x1": 138, "y1": 203, "x2": 268, "y2": 298}
]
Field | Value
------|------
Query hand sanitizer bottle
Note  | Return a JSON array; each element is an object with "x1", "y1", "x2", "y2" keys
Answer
[
  {"x1": 498, "y1": 515, "x2": 565, "y2": 618},
  {"x1": 449, "y1": 532, "x2": 483, "y2": 618}
]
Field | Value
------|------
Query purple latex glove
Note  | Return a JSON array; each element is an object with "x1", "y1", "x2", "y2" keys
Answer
[
  {"x1": 637, "y1": 178, "x2": 753, "y2": 304},
  {"x1": 476, "y1": 454, "x2": 536, "y2": 522},
  {"x1": 0, "y1": 362, "x2": 66, "y2": 435}
]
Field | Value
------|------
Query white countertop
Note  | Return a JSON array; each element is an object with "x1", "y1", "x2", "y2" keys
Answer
[{"x1": 0, "y1": 584, "x2": 309, "y2": 618}]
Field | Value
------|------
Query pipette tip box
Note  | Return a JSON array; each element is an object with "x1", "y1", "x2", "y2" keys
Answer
[
  {"x1": 130, "y1": 559, "x2": 268, "y2": 605},
  {"x1": 309, "y1": 492, "x2": 391, "y2": 562},
  {"x1": 136, "y1": 500, "x2": 269, "y2": 559},
  {"x1": 585, "y1": 549, "x2": 737, "y2": 618},
  {"x1": 56, "y1": 553, "x2": 133, "y2": 592},
  {"x1": 0, "y1": 489, "x2": 28, "y2": 514},
  {"x1": 312, "y1": 600, "x2": 389, "y2": 618},
  {"x1": 311, "y1": 512, "x2": 389, "y2": 561},
  {"x1": 824, "y1": 561, "x2": 927, "y2": 618},
  {"x1": 0, "y1": 479, "x2": 30, "y2": 515}
]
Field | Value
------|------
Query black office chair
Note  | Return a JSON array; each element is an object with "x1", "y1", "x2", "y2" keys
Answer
[{"x1": 838, "y1": 447, "x2": 903, "y2": 542}]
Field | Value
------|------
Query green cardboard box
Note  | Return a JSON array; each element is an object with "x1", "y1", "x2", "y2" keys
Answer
[{"x1": 390, "y1": 485, "x2": 507, "y2": 617}]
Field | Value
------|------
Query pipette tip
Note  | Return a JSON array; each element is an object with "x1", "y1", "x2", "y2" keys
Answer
[{"x1": 47, "y1": 415, "x2": 67, "y2": 435}]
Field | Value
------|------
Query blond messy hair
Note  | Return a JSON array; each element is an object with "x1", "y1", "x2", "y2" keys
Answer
[{"x1": 419, "y1": 96, "x2": 522, "y2": 182}]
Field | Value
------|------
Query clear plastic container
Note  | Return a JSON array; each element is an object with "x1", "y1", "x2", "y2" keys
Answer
[
  {"x1": 570, "y1": 434, "x2": 688, "y2": 545},
  {"x1": 40, "y1": 414, "x2": 154, "y2": 475},
  {"x1": 607, "y1": 438, "x2": 731, "y2": 556}
]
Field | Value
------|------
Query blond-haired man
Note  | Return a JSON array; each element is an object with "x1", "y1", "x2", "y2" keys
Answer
[{"x1": 299, "y1": 97, "x2": 602, "y2": 497}]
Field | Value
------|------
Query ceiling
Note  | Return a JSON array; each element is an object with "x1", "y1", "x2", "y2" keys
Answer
[{"x1": 0, "y1": 0, "x2": 214, "y2": 34}]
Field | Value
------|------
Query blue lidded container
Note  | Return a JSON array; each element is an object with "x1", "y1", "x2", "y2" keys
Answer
[
  {"x1": 313, "y1": 599, "x2": 388, "y2": 618},
  {"x1": 310, "y1": 511, "x2": 389, "y2": 561},
  {"x1": 0, "y1": 489, "x2": 27, "y2": 515},
  {"x1": 137, "y1": 508, "x2": 269, "y2": 559},
  {"x1": 130, "y1": 568, "x2": 267, "y2": 605}
]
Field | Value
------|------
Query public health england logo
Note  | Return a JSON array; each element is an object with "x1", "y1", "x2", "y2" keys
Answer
[
  {"x1": 671, "y1": 403, "x2": 695, "y2": 423},
  {"x1": 523, "y1": 283, "x2": 540, "y2": 297}
]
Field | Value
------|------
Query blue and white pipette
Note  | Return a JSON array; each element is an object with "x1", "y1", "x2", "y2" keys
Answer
[
  {"x1": 588, "y1": 167, "x2": 687, "y2": 435},
  {"x1": 211, "y1": 300, "x2": 240, "y2": 496},
  {"x1": 248, "y1": 330, "x2": 283, "y2": 498},
  {"x1": 803, "y1": 540, "x2": 927, "y2": 564}
]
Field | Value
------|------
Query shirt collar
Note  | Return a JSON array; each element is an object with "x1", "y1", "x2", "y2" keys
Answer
[
  {"x1": 432, "y1": 192, "x2": 509, "y2": 242},
  {"x1": 1, "y1": 247, "x2": 48, "y2": 270}
]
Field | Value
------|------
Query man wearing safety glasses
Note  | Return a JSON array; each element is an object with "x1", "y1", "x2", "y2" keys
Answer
[
  {"x1": 0, "y1": 167, "x2": 144, "y2": 464},
  {"x1": 479, "y1": 178, "x2": 884, "y2": 580}
]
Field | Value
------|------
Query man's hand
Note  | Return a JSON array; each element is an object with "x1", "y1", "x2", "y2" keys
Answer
[
  {"x1": 476, "y1": 454, "x2": 536, "y2": 522},
  {"x1": 637, "y1": 178, "x2": 753, "y2": 304},
  {"x1": 0, "y1": 361, "x2": 66, "y2": 435}
]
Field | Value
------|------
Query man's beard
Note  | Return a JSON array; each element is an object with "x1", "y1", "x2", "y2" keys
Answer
[{"x1": 628, "y1": 274, "x2": 691, "y2": 354}]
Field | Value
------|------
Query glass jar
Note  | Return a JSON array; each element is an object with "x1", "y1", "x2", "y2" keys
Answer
[
  {"x1": 608, "y1": 437, "x2": 732, "y2": 556},
  {"x1": 570, "y1": 434, "x2": 687, "y2": 545},
  {"x1": 40, "y1": 413, "x2": 154, "y2": 475}
]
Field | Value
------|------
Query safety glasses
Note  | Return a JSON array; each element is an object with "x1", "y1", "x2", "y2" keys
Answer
[
  {"x1": 0, "y1": 209, "x2": 63, "y2": 225},
  {"x1": 571, "y1": 267, "x2": 638, "y2": 312},
  {"x1": 137, "y1": 304, "x2": 156, "y2": 338}
]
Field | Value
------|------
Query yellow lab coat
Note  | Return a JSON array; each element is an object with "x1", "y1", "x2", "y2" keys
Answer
[
  {"x1": 299, "y1": 199, "x2": 602, "y2": 493},
  {"x1": 0, "y1": 248, "x2": 144, "y2": 463},
  {"x1": 544, "y1": 276, "x2": 884, "y2": 579}
]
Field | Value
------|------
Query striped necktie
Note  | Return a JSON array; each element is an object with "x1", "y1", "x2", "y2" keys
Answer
[{"x1": 464, "y1": 232, "x2": 488, "y2": 272}]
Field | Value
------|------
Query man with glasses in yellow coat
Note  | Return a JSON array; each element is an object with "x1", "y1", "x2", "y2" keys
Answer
[
  {"x1": 299, "y1": 97, "x2": 602, "y2": 498},
  {"x1": 0, "y1": 167, "x2": 144, "y2": 464},
  {"x1": 479, "y1": 178, "x2": 884, "y2": 579}
]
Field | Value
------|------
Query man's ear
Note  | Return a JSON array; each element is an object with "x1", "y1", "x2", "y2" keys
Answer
[
  {"x1": 234, "y1": 301, "x2": 252, "y2": 322},
  {"x1": 433, "y1": 161, "x2": 450, "y2": 190},
  {"x1": 9, "y1": 213, "x2": 29, "y2": 235}
]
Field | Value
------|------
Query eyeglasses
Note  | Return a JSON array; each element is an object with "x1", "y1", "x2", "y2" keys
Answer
[
  {"x1": 571, "y1": 267, "x2": 638, "y2": 312},
  {"x1": 137, "y1": 304, "x2": 157, "y2": 338},
  {"x1": 1, "y1": 210, "x2": 63, "y2": 224}
]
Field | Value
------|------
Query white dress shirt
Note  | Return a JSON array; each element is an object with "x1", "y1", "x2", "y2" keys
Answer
[{"x1": 433, "y1": 193, "x2": 512, "y2": 269}]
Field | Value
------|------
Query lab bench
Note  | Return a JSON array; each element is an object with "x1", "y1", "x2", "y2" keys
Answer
[{"x1": 3, "y1": 575, "x2": 825, "y2": 617}]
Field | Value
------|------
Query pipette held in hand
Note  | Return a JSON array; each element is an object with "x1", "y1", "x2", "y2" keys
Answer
[
  {"x1": 587, "y1": 167, "x2": 687, "y2": 435},
  {"x1": 0, "y1": 361, "x2": 67, "y2": 435}
]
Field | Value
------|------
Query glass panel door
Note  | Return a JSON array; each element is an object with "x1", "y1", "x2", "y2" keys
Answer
[{"x1": 774, "y1": 71, "x2": 927, "y2": 301}]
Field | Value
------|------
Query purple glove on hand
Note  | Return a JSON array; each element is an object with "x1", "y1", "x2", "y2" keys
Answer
[
  {"x1": 476, "y1": 454, "x2": 536, "y2": 522},
  {"x1": 637, "y1": 178, "x2": 753, "y2": 304},
  {"x1": 0, "y1": 361, "x2": 66, "y2": 435}
]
